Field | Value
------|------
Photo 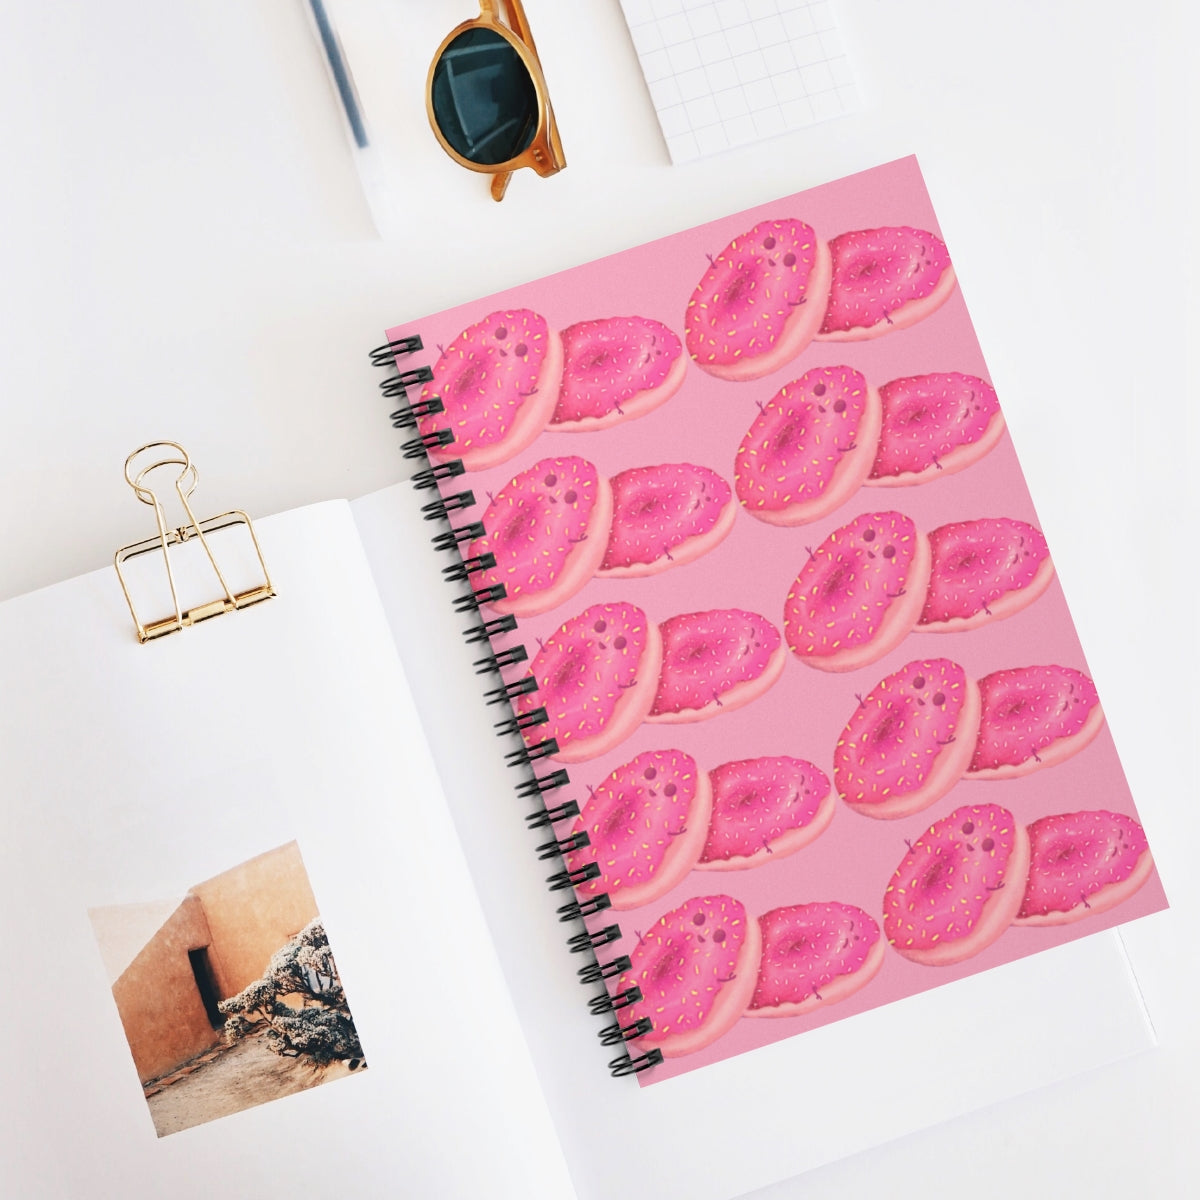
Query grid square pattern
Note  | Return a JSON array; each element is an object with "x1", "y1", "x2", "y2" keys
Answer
[{"x1": 619, "y1": 0, "x2": 860, "y2": 164}]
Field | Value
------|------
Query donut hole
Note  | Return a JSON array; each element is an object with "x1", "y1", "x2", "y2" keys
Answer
[
  {"x1": 1051, "y1": 838, "x2": 1080, "y2": 864},
  {"x1": 652, "y1": 945, "x2": 689, "y2": 983},
  {"x1": 820, "y1": 563, "x2": 851, "y2": 600},
  {"x1": 770, "y1": 417, "x2": 805, "y2": 455},
  {"x1": 722, "y1": 271, "x2": 754, "y2": 308},
  {"x1": 453, "y1": 362, "x2": 484, "y2": 394},
  {"x1": 499, "y1": 503, "x2": 538, "y2": 543},
  {"x1": 921, "y1": 854, "x2": 954, "y2": 891},
  {"x1": 848, "y1": 256, "x2": 880, "y2": 281},
  {"x1": 599, "y1": 794, "x2": 641, "y2": 839},
  {"x1": 869, "y1": 709, "x2": 902, "y2": 748},
  {"x1": 548, "y1": 649, "x2": 589, "y2": 695},
  {"x1": 784, "y1": 935, "x2": 812, "y2": 957}
]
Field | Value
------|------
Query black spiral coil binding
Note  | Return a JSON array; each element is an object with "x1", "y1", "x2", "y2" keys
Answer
[
  {"x1": 369, "y1": 333, "x2": 424, "y2": 367},
  {"x1": 525, "y1": 799, "x2": 579, "y2": 827},
  {"x1": 370, "y1": 332, "x2": 662, "y2": 1079}
]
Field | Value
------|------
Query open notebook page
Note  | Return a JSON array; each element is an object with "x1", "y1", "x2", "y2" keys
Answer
[
  {"x1": 0, "y1": 502, "x2": 573, "y2": 1200},
  {"x1": 353, "y1": 480, "x2": 1155, "y2": 1200}
]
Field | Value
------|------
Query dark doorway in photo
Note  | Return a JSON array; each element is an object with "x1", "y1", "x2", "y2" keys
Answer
[{"x1": 188, "y1": 947, "x2": 224, "y2": 1029}]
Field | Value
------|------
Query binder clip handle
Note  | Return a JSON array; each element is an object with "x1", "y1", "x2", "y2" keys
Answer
[{"x1": 114, "y1": 442, "x2": 275, "y2": 643}]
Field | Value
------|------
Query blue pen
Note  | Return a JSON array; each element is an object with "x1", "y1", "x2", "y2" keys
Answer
[{"x1": 307, "y1": 0, "x2": 369, "y2": 149}]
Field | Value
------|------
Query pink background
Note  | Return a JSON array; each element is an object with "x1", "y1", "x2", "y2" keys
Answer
[{"x1": 386, "y1": 156, "x2": 1167, "y2": 1086}]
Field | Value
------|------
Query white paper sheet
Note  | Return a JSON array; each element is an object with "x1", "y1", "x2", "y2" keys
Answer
[
  {"x1": 0, "y1": 502, "x2": 573, "y2": 1200},
  {"x1": 618, "y1": 0, "x2": 861, "y2": 163},
  {"x1": 352, "y1": 480, "x2": 1156, "y2": 1200}
]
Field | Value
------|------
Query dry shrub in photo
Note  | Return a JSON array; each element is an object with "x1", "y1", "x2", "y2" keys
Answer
[{"x1": 219, "y1": 919, "x2": 366, "y2": 1070}]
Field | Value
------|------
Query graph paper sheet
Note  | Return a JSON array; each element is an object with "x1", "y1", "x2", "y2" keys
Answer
[{"x1": 618, "y1": 0, "x2": 860, "y2": 164}]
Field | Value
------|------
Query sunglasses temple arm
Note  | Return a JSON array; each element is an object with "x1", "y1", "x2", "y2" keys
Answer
[
  {"x1": 502, "y1": 0, "x2": 562, "y2": 176},
  {"x1": 499, "y1": 0, "x2": 536, "y2": 51},
  {"x1": 490, "y1": 170, "x2": 514, "y2": 202},
  {"x1": 547, "y1": 111, "x2": 565, "y2": 170}
]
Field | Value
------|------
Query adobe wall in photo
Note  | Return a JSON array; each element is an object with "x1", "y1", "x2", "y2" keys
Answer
[
  {"x1": 191, "y1": 841, "x2": 319, "y2": 997},
  {"x1": 111, "y1": 895, "x2": 219, "y2": 1084},
  {"x1": 101, "y1": 841, "x2": 320, "y2": 1085}
]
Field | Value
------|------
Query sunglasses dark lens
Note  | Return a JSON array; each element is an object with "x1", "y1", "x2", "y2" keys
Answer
[{"x1": 431, "y1": 28, "x2": 538, "y2": 166}]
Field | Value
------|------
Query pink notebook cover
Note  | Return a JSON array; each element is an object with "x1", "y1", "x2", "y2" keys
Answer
[{"x1": 383, "y1": 156, "x2": 1166, "y2": 1086}]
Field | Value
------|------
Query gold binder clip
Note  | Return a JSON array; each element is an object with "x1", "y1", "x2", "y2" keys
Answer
[{"x1": 114, "y1": 441, "x2": 275, "y2": 643}]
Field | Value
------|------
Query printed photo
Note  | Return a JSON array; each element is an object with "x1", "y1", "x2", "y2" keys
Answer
[{"x1": 89, "y1": 841, "x2": 365, "y2": 1137}]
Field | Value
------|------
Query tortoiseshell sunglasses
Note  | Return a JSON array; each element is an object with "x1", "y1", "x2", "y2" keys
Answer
[{"x1": 427, "y1": 0, "x2": 566, "y2": 201}]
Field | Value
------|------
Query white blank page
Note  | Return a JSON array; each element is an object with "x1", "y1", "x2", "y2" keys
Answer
[{"x1": 0, "y1": 502, "x2": 573, "y2": 1200}]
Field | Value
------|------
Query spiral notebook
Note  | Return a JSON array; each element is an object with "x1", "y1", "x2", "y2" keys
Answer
[
  {"x1": 374, "y1": 154, "x2": 1166, "y2": 1086},
  {"x1": 0, "y1": 156, "x2": 1167, "y2": 1200}
]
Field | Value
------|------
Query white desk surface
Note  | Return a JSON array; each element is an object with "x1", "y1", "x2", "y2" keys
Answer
[{"x1": 2, "y1": 2, "x2": 1196, "y2": 1197}]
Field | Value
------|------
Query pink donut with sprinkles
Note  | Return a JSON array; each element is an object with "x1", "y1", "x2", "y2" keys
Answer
[
  {"x1": 550, "y1": 316, "x2": 687, "y2": 431},
  {"x1": 868, "y1": 373, "x2": 1005, "y2": 487},
  {"x1": 747, "y1": 902, "x2": 885, "y2": 1017},
  {"x1": 697, "y1": 757, "x2": 833, "y2": 871},
  {"x1": 968, "y1": 665, "x2": 1104, "y2": 780},
  {"x1": 1015, "y1": 811, "x2": 1153, "y2": 926},
  {"x1": 685, "y1": 218, "x2": 832, "y2": 382},
  {"x1": 598, "y1": 463, "x2": 737, "y2": 578},
  {"x1": 566, "y1": 749, "x2": 712, "y2": 910},
  {"x1": 517, "y1": 602, "x2": 662, "y2": 763},
  {"x1": 618, "y1": 894, "x2": 762, "y2": 1057},
  {"x1": 835, "y1": 658, "x2": 981, "y2": 820},
  {"x1": 470, "y1": 457, "x2": 613, "y2": 617},
  {"x1": 919, "y1": 518, "x2": 1055, "y2": 632},
  {"x1": 817, "y1": 226, "x2": 956, "y2": 341},
  {"x1": 417, "y1": 309, "x2": 563, "y2": 471},
  {"x1": 734, "y1": 366, "x2": 883, "y2": 526},
  {"x1": 884, "y1": 803, "x2": 1030, "y2": 966},
  {"x1": 648, "y1": 608, "x2": 786, "y2": 724},
  {"x1": 783, "y1": 511, "x2": 931, "y2": 672}
]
